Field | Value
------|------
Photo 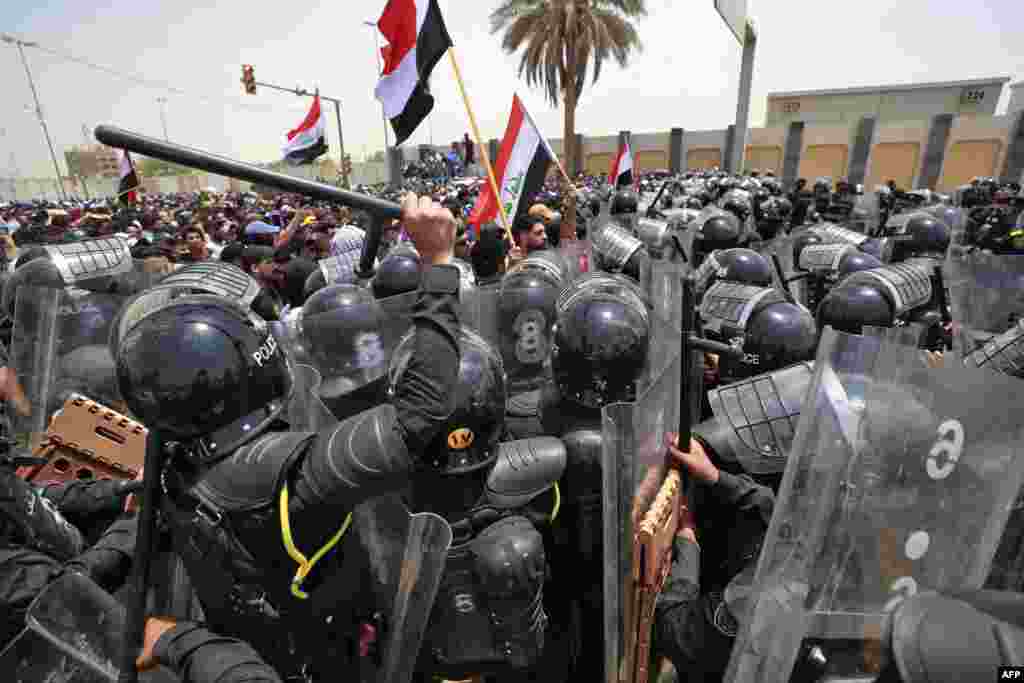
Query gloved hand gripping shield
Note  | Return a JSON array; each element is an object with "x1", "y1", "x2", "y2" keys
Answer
[
  {"x1": 7, "y1": 285, "x2": 131, "y2": 452},
  {"x1": 722, "y1": 329, "x2": 1024, "y2": 683},
  {"x1": 600, "y1": 259, "x2": 684, "y2": 683}
]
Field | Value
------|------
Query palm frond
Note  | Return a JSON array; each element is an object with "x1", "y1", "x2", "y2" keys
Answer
[
  {"x1": 493, "y1": 0, "x2": 644, "y2": 108},
  {"x1": 489, "y1": 0, "x2": 546, "y2": 34}
]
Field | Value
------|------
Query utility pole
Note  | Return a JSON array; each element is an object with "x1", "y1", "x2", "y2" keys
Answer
[
  {"x1": 156, "y1": 97, "x2": 170, "y2": 141},
  {"x1": 2, "y1": 34, "x2": 67, "y2": 200}
]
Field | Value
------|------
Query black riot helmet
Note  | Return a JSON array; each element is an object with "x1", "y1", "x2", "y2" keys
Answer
[
  {"x1": 900, "y1": 213, "x2": 951, "y2": 259},
  {"x1": 699, "y1": 213, "x2": 741, "y2": 249},
  {"x1": 551, "y1": 273, "x2": 650, "y2": 410},
  {"x1": 837, "y1": 249, "x2": 883, "y2": 278},
  {"x1": 388, "y1": 327, "x2": 506, "y2": 475},
  {"x1": 372, "y1": 244, "x2": 422, "y2": 299},
  {"x1": 816, "y1": 283, "x2": 894, "y2": 334},
  {"x1": 610, "y1": 190, "x2": 639, "y2": 216},
  {"x1": 713, "y1": 248, "x2": 774, "y2": 287},
  {"x1": 693, "y1": 248, "x2": 774, "y2": 296},
  {"x1": 116, "y1": 295, "x2": 293, "y2": 463},
  {"x1": 742, "y1": 302, "x2": 817, "y2": 372},
  {"x1": 498, "y1": 258, "x2": 562, "y2": 393},
  {"x1": 107, "y1": 261, "x2": 266, "y2": 359},
  {"x1": 300, "y1": 284, "x2": 387, "y2": 398}
]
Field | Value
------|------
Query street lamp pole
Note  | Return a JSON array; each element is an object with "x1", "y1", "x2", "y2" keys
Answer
[
  {"x1": 2, "y1": 34, "x2": 67, "y2": 200},
  {"x1": 156, "y1": 97, "x2": 170, "y2": 141}
]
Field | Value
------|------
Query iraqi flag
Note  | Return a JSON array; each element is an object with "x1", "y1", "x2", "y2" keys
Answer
[
  {"x1": 375, "y1": 0, "x2": 453, "y2": 146},
  {"x1": 468, "y1": 94, "x2": 556, "y2": 236},
  {"x1": 283, "y1": 95, "x2": 329, "y2": 166},
  {"x1": 610, "y1": 138, "x2": 634, "y2": 188},
  {"x1": 118, "y1": 150, "x2": 139, "y2": 205}
]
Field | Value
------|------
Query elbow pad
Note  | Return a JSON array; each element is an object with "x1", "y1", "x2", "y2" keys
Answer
[{"x1": 295, "y1": 404, "x2": 412, "y2": 508}]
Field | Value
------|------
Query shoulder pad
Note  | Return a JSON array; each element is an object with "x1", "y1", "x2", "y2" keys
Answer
[
  {"x1": 45, "y1": 237, "x2": 132, "y2": 284},
  {"x1": 484, "y1": 437, "x2": 566, "y2": 510},
  {"x1": 159, "y1": 261, "x2": 260, "y2": 307},
  {"x1": 192, "y1": 431, "x2": 314, "y2": 512}
]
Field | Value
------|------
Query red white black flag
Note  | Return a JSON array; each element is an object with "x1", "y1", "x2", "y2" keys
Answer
[
  {"x1": 118, "y1": 150, "x2": 139, "y2": 204},
  {"x1": 610, "y1": 138, "x2": 634, "y2": 188},
  {"x1": 283, "y1": 95, "x2": 329, "y2": 166},
  {"x1": 468, "y1": 94, "x2": 556, "y2": 236},
  {"x1": 374, "y1": 0, "x2": 453, "y2": 146}
]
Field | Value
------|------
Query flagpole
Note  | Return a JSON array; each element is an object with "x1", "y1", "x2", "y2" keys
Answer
[{"x1": 446, "y1": 48, "x2": 514, "y2": 245}]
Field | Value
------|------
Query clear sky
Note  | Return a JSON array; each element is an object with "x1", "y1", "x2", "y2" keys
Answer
[{"x1": 1, "y1": 0, "x2": 1022, "y2": 178}]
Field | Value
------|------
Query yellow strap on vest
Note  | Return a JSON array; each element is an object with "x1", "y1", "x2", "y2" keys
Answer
[
  {"x1": 278, "y1": 485, "x2": 352, "y2": 600},
  {"x1": 550, "y1": 482, "x2": 561, "y2": 522}
]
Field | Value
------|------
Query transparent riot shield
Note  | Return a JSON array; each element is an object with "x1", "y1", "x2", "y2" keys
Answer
[
  {"x1": 276, "y1": 290, "x2": 418, "y2": 401},
  {"x1": 0, "y1": 627, "x2": 111, "y2": 683},
  {"x1": 7, "y1": 286, "x2": 130, "y2": 452},
  {"x1": 286, "y1": 364, "x2": 336, "y2": 432},
  {"x1": 602, "y1": 258, "x2": 683, "y2": 683},
  {"x1": 723, "y1": 329, "x2": 1024, "y2": 683},
  {"x1": 458, "y1": 282, "x2": 501, "y2": 350},
  {"x1": 10, "y1": 499, "x2": 451, "y2": 683},
  {"x1": 863, "y1": 322, "x2": 931, "y2": 349},
  {"x1": 352, "y1": 495, "x2": 454, "y2": 683},
  {"x1": 944, "y1": 251, "x2": 1024, "y2": 356}
]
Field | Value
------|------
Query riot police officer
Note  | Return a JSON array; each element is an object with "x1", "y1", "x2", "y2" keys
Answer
[
  {"x1": 113, "y1": 194, "x2": 465, "y2": 680},
  {"x1": 538, "y1": 273, "x2": 652, "y2": 683}
]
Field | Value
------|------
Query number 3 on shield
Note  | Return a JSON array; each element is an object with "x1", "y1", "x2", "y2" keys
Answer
[{"x1": 926, "y1": 419, "x2": 964, "y2": 481}]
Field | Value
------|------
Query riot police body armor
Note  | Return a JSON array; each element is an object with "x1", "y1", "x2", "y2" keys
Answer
[
  {"x1": 113, "y1": 264, "x2": 465, "y2": 679},
  {"x1": 693, "y1": 248, "x2": 774, "y2": 300},
  {"x1": 392, "y1": 326, "x2": 562, "y2": 678},
  {"x1": 537, "y1": 273, "x2": 651, "y2": 683},
  {"x1": 817, "y1": 260, "x2": 945, "y2": 349},
  {"x1": 591, "y1": 221, "x2": 647, "y2": 281}
]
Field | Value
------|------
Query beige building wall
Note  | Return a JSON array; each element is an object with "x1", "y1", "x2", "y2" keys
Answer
[{"x1": 767, "y1": 78, "x2": 1008, "y2": 127}]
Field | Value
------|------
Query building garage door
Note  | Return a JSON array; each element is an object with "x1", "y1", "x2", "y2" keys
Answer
[
  {"x1": 687, "y1": 148, "x2": 722, "y2": 170},
  {"x1": 798, "y1": 145, "x2": 848, "y2": 183},
  {"x1": 937, "y1": 140, "x2": 1002, "y2": 193},
  {"x1": 865, "y1": 142, "x2": 920, "y2": 191},
  {"x1": 745, "y1": 146, "x2": 782, "y2": 174},
  {"x1": 586, "y1": 153, "x2": 614, "y2": 176},
  {"x1": 636, "y1": 150, "x2": 668, "y2": 174}
]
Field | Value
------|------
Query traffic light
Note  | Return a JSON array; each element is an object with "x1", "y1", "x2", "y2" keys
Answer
[{"x1": 241, "y1": 65, "x2": 256, "y2": 95}]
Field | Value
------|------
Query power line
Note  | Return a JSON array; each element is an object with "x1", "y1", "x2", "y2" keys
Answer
[{"x1": 2, "y1": 33, "x2": 302, "y2": 116}]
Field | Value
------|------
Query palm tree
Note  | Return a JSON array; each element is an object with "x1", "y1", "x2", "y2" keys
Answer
[{"x1": 491, "y1": 0, "x2": 646, "y2": 240}]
